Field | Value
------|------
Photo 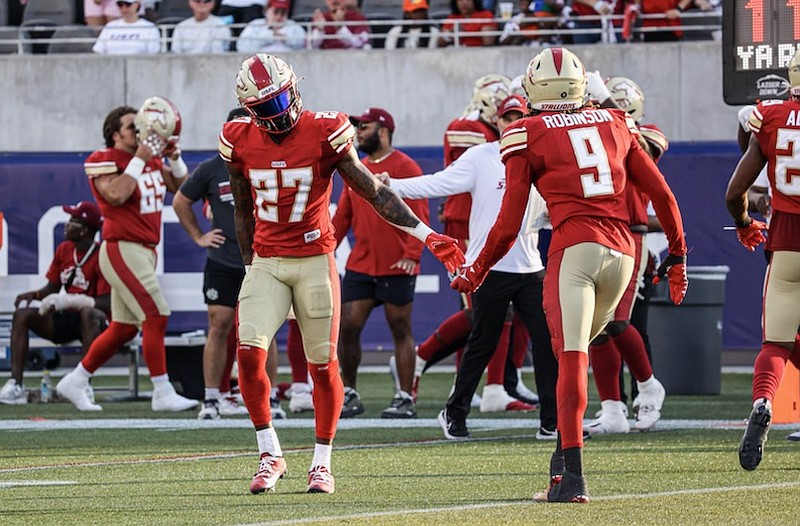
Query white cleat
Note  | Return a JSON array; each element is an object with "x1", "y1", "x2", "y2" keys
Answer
[
  {"x1": 218, "y1": 395, "x2": 249, "y2": 416},
  {"x1": 479, "y1": 384, "x2": 536, "y2": 413},
  {"x1": 151, "y1": 382, "x2": 199, "y2": 412},
  {"x1": 586, "y1": 400, "x2": 630, "y2": 435},
  {"x1": 0, "y1": 379, "x2": 27, "y2": 405},
  {"x1": 633, "y1": 377, "x2": 666, "y2": 431},
  {"x1": 288, "y1": 382, "x2": 314, "y2": 413},
  {"x1": 56, "y1": 371, "x2": 102, "y2": 411}
]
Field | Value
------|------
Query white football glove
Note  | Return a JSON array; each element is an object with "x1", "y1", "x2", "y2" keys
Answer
[
  {"x1": 593, "y1": 0, "x2": 612, "y2": 13},
  {"x1": 38, "y1": 293, "x2": 95, "y2": 315},
  {"x1": 586, "y1": 70, "x2": 611, "y2": 103}
]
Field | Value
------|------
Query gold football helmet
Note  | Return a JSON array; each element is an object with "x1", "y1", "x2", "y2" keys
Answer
[
  {"x1": 523, "y1": 47, "x2": 586, "y2": 112},
  {"x1": 235, "y1": 54, "x2": 303, "y2": 134},
  {"x1": 789, "y1": 48, "x2": 800, "y2": 98},
  {"x1": 135, "y1": 96, "x2": 182, "y2": 144},
  {"x1": 605, "y1": 76, "x2": 645, "y2": 123},
  {"x1": 470, "y1": 74, "x2": 512, "y2": 124}
]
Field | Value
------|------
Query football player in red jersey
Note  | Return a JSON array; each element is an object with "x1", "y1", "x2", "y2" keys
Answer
[
  {"x1": 582, "y1": 73, "x2": 669, "y2": 434},
  {"x1": 56, "y1": 102, "x2": 198, "y2": 413},
  {"x1": 451, "y1": 47, "x2": 687, "y2": 502},
  {"x1": 219, "y1": 54, "x2": 464, "y2": 495},
  {"x1": 726, "y1": 49, "x2": 800, "y2": 472}
]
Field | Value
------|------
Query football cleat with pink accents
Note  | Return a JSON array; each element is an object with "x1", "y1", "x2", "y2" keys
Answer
[{"x1": 249, "y1": 454, "x2": 287, "y2": 494}]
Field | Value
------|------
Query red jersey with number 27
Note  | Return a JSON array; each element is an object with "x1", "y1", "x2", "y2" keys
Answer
[
  {"x1": 218, "y1": 111, "x2": 355, "y2": 257},
  {"x1": 749, "y1": 99, "x2": 800, "y2": 251},
  {"x1": 474, "y1": 107, "x2": 685, "y2": 269}
]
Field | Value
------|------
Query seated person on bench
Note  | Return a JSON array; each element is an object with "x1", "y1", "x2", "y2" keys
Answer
[{"x1": 0, "y1": 202, "x2": 110, "y2": 404}]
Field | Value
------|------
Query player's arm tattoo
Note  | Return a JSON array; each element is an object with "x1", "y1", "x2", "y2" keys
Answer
[
  {"x1": 336, "y1": 153, "x2": 421, "y2": 228},
  {"x1": 226, "y1": 162, "x2": 255, "y2": 265}
]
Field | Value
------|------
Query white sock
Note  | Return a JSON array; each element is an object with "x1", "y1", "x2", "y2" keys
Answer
[
  {"x1": 256, "y1": 427, "x2": 282, "y2": 457},
  {"x1": 75, "y1": 363, "x2": 93, "y2": 380},
  {"x1": 205, "y1": 388, "x2": 221, "y2": 401},
  {"x1": 637, "y1": 375, "x2": 656, "y2": 391},
  {"x1": 311, "y1": 443, "x2": 332, "y2": 470},
  {"x1": 151, "y1": 374, "x2": 170, "y2": 388}
]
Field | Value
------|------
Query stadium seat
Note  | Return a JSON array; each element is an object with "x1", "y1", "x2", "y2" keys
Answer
[
  {"x1": 47, "y1": 25, "x2": 97, "y2": 54},
  {"x1": 21, "y1": 0, "x2": 76, "y2": 26},
  {"x1": 366, "y1": 13, "x2": 395, "y2": 49},
  {"x1": 0, "y1": 27, "x2": 20, "y2": 54},
  {"x1": 362, "y1": 0, "x2": 403, "y2": 20},
  {"x1": 0, "y1": 0, "x2": 8, "y2": 26},
  {"x1": 19, "y1": 19, "x2": 57, "y2": 54},
  {"x1": 155, "y1": 16, "x2": 184, "y2": 51},
  {"x1": 290, "y1": 0, "x2": 327, "y2": 21},
  {"x1": 156, "y1": 0, "x2": 193, "y2": 21},
  {"x1": 384, "y1": 24, "x2": 439, "y2": 49}
]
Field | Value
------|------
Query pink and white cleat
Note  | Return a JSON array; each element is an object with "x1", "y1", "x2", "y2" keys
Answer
[
  {"x1": 306, "y1": 466, "x2": 335, "y2": 494},
  {"x1": 249, "y1": 454, "x2": 287, "y2": 494}
]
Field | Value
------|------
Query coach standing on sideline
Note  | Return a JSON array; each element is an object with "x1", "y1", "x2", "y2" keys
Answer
[{"x1": 333, "y1": 108, "x2": 429, "y2": 419}]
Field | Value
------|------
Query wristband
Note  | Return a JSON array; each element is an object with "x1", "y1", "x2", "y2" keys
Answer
[
  {"x1": 735, "y1": 217, "x2": 752, "y2": 228},
  {"x1": 124, "y1": 156, "x2": 146, "y2": 182},
  {"x1": 675, "y1": 5, "x2": 684, "y2": 11},
  {"x1": 171, "y1": 156, "x2": 188, "y2": 179},
  {"x1": 398, "y1": 221, "x2": 435, "y2": 242}
]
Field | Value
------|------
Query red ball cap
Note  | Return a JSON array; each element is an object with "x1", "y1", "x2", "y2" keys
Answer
[
  {"x1": 497, "y1": 95, "x2": 528, "y2": 119},
  {"x1": 349, "y1": 108, "x2": 396, "y2": 132},
  {"x1": 63, "y1": 201, "x2": 103, "y2": 230}
]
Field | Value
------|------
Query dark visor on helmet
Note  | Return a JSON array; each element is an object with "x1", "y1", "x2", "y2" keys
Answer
[{"x1": 248, "y1": 90, "x2": 293, "y2": 119}]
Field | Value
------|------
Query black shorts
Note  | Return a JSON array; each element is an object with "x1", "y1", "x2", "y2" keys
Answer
[
  {"x1": 51, "y1": 311, "x2": 83, "y2": 344},
  {"x1": 203, "y1": 259, "x2": 245, "y2": 308},
  {"x1": 341, "y1": 270, "x2": 417, "y2": 306}
]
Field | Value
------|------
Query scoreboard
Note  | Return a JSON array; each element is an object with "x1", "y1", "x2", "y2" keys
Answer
[{"x1": 723, "y1": 0, "x2": 800, "y2": 104}]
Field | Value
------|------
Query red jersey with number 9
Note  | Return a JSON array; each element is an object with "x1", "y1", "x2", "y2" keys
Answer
[
  {"x1": 218, "y1": 110, "x2": 355, "y2": 257},
  {"x1": 84, "y1": 148, "x2": 165, "y2": 245},
  {"x1": 500, "y1": 108, "x2": 639, "y2": 256}
]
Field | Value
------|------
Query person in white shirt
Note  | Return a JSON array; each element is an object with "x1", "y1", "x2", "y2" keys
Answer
[
  {"x1": 92, "y1": 0, "x2": 160, "y2": 55},
  {"x1": 236, "y1": 0, "x2": 307, "y2": 52},
  {"x1": 380, "y1": 95, "x2": 560, "y2": 440},
  {"x1": 172, "y1": 0, "x2": 231, "y2": 54}
]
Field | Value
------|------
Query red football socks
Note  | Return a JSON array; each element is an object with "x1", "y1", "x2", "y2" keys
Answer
[
  {"x1": 81, "y1": 321, "x2": 138, "y2": 373},
  {"x1": 287, "y1": 319, "x2": 308, "y2": 383},
  {"x1": 417, "y1": 310, "x2": 472, "y2": 361},
  {"x1": 557, "y1": 351, "x2": 589, "y2": 450},
  {"x1": 309, "y1": 361, "x2": 344, "y2": 442},
  {"x1": 752, "y1": 342, "x2": 791, "y2": 402},
  {"x1": 237, "y1": 344, "x2": 272, "y2": 427},
  {"x1": 141, "y1": 315, "x2": 169, "y2": 377},
  {"x1": 613, "y1": 325, "x2": 653, "y2": 382},
  {"x1": 588, "y1": 338, "x2": 622, "y2": 401},
  {"x1": 486, "y1": 321, "x2": 512, "y2": 385}
]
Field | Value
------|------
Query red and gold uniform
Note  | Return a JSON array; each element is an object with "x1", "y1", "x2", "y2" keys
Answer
[
  {"x1": 333, "y1": 150, "x2": 428, "y2": 276},
  {"x1": 442, "y1": 115, "x2": 498, "y2": 247},
  {"x1": 748, "y1": 101, "x2": 800, "y2": 343},
  {"x1": 83, "y1": 148, "x2": 170, "y2": 324},
  {"x1": 219, "y1": 110, "x2": 354, "y2": 367}
]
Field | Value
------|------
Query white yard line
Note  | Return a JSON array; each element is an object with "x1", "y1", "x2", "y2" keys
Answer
[
  {"x1": 240, "y1": 481, "x2": 800, "y2": 526},
  {"x1": 0, "y1": 480, "x2": 76, "y2": 488}
]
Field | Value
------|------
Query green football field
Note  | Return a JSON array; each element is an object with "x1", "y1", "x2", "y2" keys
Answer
[{"x1": 1, "y1": 371, "x2": 798, "y2": 525}]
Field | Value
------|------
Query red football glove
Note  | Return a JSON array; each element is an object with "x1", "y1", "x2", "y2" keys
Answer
[
  {"x1": 450, "y1": 262, "x2": 487, "y2": 294},
  {"x1": 736, "y1": 219, "x2": 768, "y2": 251},
  {"x1": 425, "y1": 232, "x2": 465, "y2": 274},
  {"x1": 653, "y1": 253, "x2": 688, "y2": 306}
]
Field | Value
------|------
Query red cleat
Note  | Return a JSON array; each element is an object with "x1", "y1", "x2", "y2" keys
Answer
[
  {"x1": 249, "y1": 454, "x2": 287, "y2": 494},
  {"x1": 306, "y1": 466, "x2": 335, "y2": 494}
]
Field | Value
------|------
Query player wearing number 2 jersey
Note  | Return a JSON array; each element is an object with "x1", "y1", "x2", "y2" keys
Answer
[
  {"x1": 727, "y1": 49, "x2": 800, "y2": 472},
  {"x1": 451, "y1": 47, "x2": 687, "y2": 503},
  {"x1": 220, "y1": 54, "x2": 464, "y2": 495},
  {"x1": 56, "y1": 104, "x2": 198, "y2": 414}
]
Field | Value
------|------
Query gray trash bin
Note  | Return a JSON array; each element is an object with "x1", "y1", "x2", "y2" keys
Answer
[{"x1": 648, "y1": 265, "x2": 729, "y2": 395}]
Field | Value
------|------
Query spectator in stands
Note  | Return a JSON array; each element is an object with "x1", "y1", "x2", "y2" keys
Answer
[
  {"x1": 172, "y1": 108, "x2": 253, "y2": 420},
  {"x1": 310, "y1": 0, "x2": 369, "y2": 49},
  {"x1": 171, "y1": 0, "x2": 231, "y2": 53},
  {"x1": 570, "y1": 0, "x2": 613, "y2": 44},
  {"x1": 332, "y1": 108, "x2": 429, "y2": 420},
  {"x1": 639, "y1": 0, "x2": 713, "y2": 42},
  {"x1": 237, "y1": 0, "x2": 307, "y2": 53},
  {"x1": 499, "y1": 0, "x2": 566, "y2": 46},
  {"x1": 385, "y1": 0, "x2": 435, "y2": 49},
  {"x1": 56, "y1": 103, "x2": 197, "y2": 413},
  {"x1": 0, "y1": 202, "x2": 110, "y2": 405},
  {"x1": 437, "y1": 0, "x2": 497, "y2": 47},
  {"x1": 84, "y1": 0, "x2": 121, "y2": 28},
  {"x1": 92, "y1": 0, "x2": 160, "y2": 55},
  {"x1": 217, "y1": 0, "x2": 266, "y2": 25}
]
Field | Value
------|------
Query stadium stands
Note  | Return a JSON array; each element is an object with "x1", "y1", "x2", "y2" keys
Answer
[
  {"x1": 21, "y1": 0, "x2": 76, "y2": 26},
  {"x1": 47, "y1": 25, "x2": 97, "y2": 54}
]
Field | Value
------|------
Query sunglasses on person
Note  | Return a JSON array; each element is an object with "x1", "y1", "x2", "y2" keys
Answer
[
  {"x1": 191, "y1": 0, "x2": 215, "y2": 3},
  {"x1": 116, "y1": 1, "x2": 137, "y2": 7}
]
